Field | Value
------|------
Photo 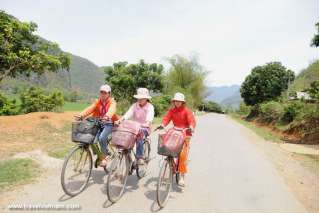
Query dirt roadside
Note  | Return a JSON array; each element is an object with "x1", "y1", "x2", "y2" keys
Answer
[{"x1": 228, "y1": 117, "x2": 319, "y2": 213}]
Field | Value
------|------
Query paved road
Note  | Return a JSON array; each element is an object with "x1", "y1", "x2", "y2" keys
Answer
[{"x1": 3, "y1": 114, "x2": 307, "y2": 213}]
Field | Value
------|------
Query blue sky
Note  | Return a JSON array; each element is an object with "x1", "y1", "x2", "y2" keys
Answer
[{"x1": 1, "y1": 0, "x2": 318, "y2": 86}]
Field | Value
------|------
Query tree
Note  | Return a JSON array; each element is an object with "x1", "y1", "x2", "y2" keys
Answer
[
  {"x1": 0, "y1": 10, "x2": 70, "y2": 82},
  {"x1": 165, "y1": 55, "x2": 207, "y2": 109},
  {"x1": 104, "y1": 60, "x2": 164, "y2": 101},
  {"x1": 307, "y1": 81, "x2": 319, "y2": 100},
  {"x1": 311, "y1": 22, "x2": 319, "y2": 47},
  {"x1": 240, "y1": 62, "x2": 295, "y2": 106}
]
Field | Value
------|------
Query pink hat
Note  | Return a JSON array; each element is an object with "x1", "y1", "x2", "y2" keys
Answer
[{"x1": 133, "y1": 88, "x2": 152, "y2": 99}]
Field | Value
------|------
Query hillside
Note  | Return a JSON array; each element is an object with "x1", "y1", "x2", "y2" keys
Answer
[
  {"x1": 290, "y1": 60, "x2": 319, "y2": 92},
  {"x1": 206, "y1": 85, "x2": 240, "y2": 103},
  {"x1": 221, "y1": 90, "x2": 242, "y2": 109},
  {"x1": 0, "y1": 54, "x2": 104, "y2": 96}
]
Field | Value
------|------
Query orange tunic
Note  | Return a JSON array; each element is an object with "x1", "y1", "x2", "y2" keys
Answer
[
  {"x1": 162, "y1": 106, "x2": 196, "y2": 174},
  {"x1": 80, "y1": 98, "x2": 119, "y2": 122}
]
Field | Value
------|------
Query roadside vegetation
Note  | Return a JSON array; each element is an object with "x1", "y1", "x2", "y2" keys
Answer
[
  {"x1": 0, "y1": 158, "x2": 40, "y2": 191},
  {"x1": 231, "y1": 22, "x2": 319, "y2": 145}
]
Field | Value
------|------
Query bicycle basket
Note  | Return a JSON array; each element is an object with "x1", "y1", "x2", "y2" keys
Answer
[
  {"x1": 157, "y1": 128, "x2": 185, "y2": 157},
  {"x1": 72, "y1": 120, "x2": 98, "y2": 143},
  {"x1": 111, "y1": 120, "x2": 140, "y2": 149}
]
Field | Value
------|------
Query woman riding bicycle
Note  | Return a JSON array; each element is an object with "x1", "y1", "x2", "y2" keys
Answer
[
  {"x1": 115, "y1": 88, "x2": 154, "y2": 165},
  {"x1": 158, "y1": 92, "x2": 196, "y2": 187},
  {"x1": 76, "y1": 84, "x2": 118, "y2": 167}
]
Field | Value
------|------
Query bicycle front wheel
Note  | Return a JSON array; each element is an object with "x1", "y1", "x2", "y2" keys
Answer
[
  {"x1": 156, "y1": 158, "x2": 173, "y2": 208},
  {"x1": 106, "y1": 152, "x2": 130, "y2": 203},
  {"x1": 61, "y1": 145, "x2": 92, "y2": 196}
]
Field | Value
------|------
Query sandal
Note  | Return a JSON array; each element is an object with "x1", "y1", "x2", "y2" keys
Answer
[{"x1": 99, "y1": 156, "x2": 110, "y2": 167}]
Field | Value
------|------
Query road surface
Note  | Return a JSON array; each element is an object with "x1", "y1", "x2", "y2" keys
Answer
[{"x1": 2, "y1": 114, "x2": 307, "y2": 213}]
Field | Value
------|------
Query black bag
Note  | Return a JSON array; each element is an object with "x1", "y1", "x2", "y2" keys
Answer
[{"x1": 72, "y1": 120, "x2": 99, "y2": 143}]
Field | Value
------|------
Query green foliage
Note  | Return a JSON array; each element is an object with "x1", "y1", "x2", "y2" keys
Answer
[
  {"x1": 0, "y1": 158, "x2": 39, "y2": 191},
  {"x1": 240, "y1": 62, "x2": 295, "y2": 106},
  {"x1": 282, "y1": 101, "x2": 304, "y2": 123},
  {"x1": 199, "y1": 101, "x2": 223, "y2": 113},
  {"x1": 151, "y1": 95, "x2": 171, "y2": 116},
  {"x1": 238, "y1": 102, "x2": 251, "y2": 116},
  {"x1": 0, "y1": 93, "x2": 19, "y2": 115},
  {"x1": 62, "y1": 102, "x2": 88, "y2": 111},
  {"x1": 63, "y1": 90, "x2": 84, "y2": 102},
  {"x1": 104, "y1": 60, "x2": 164, "y2": 101},
  {"x1": 20, "y1": 87, "x2": 64, "y2": 113},
  {"x1": 116, "y1": 99, "x2": 131, "y2": 116},
  {"x1": 165, "y1": 55, "x2": 207, "y2": 109},
  {"x1": 289, "y1": 60, "x2": 319, "y2": 92},
  {"x1": 307, "y1": 81, "x2": 319, "y2": 100},
  {"x1": 259, "y1": 101, "x2": 284, "y2": 122},
  {"x1": 311, "y1": 22, "x2": 319, "y2": 47},
  {"x1": 0, "y1": 10, "x2": 70, "y2": 82}
]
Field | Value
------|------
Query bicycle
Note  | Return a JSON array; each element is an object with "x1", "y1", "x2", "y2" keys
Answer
[
  {"x1": 60, "y1": 117, "x2": 116, "y2": 197},
  {"x1": 155, "y1": 127, "x2": 191, "y2": 208},
  {"x1": 106, "y1": 129, "x2": 151, "y2": 203}
]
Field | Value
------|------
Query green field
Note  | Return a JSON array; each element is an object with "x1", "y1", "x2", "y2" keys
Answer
[{"x1": 63, "y1": 102, "x2": 89, "y2": 111}]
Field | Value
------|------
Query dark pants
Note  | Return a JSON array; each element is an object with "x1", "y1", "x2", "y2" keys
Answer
[{"x1": 136, "y1": 129, "x2": 149, "y2": 159}]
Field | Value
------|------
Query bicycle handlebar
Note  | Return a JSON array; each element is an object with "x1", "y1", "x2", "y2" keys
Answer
[{"x1": 154, "y1": 126, "x2": 193, "y2": 133}]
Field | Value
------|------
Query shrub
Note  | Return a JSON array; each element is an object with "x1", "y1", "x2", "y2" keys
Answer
[
  {"x1": 282, "y1": 101, "x2": 304, "y2": 123},
  {"x1": 151, "y1": 95, "x2": 171, "y2": 116},
  {"x1": 238, "y1": 102, "x2": 251, "y2": 116},
  {"x1": 199, "y1": 101, "x2": 223, "y2": 113},
  {"x1": 259, "y1": 101, "x2": 284, "y2": 122},
  {"x1": 63, "y1": 90, "x2": 83, "y2": 102},
  {"x1": 20, "y1": 87, "x2": 64, "y2": 113},
  {"x1": 116, "y1": 99, "x2": 131, "y2": 116},
  {"x1": 0, "y1": 93, "x2": 19, "y2": 115}
]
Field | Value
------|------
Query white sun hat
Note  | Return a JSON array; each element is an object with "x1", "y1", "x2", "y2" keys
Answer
[
  {"x1": 133, "y1": 88, "x2": 152, "y2": 99},
  {"x1": 172, "y1": 92, "x2": 186, "y2": 102},
  {"x1": 100, "y1": 84, "x2": 111, "y2": 93}
]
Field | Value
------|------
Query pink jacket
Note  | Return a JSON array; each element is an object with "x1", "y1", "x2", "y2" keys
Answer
[{"x1": 123, "y1": 102, "x2": 155, "y2": 133}]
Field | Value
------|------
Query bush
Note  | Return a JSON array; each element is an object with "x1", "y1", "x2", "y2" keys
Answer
[
  {"x1": 282, "y1": 101, "x2": 304, "y2": 123},
  {"x1": 259, "y1": 101, "x2": 284, "y2": 122},
  {"x1": 199, "y1": 101, "x2": 223, "y2": 113},
  {"x1": 116, "y1": 99, "x2": 131, "y2": 116},
  {"x1": 63, "y1": 90, "x2": 83, "y2": 102},
  {"x1": 0, "y1": 93, "x2": 19, "y2": 115},
  {"x1": 151, "y1": 95, "x2": 171, "y2": 116},
  {"x1": 20, "y1": 87, "x2": 64, "y2": 113},
  {"x1": 238, "y1": 102, "x2": 251, "y2": 116}
]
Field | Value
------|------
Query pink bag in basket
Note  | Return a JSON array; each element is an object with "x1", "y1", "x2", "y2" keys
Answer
[
  {"x1": 158, "y1": 128, "x2": 186, "y2": 157},
  {"x1": 111, "y1": 120, "x2": 141, "y2": 149}
]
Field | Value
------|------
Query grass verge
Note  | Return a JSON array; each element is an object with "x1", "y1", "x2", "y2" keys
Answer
[
  {"x1": 229, "y1": 113, "x2": 283, "y2": 143},
  {"x1": 0, "y1": 158, "x2": 40, "y2": 192}
]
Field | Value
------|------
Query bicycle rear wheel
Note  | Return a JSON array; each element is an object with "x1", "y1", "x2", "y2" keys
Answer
[
  {"x1": 156, "y1": 158, "x2": 173, "y2": 208},
  {"x1": 136, "y1": 140, "x2": 151, "y2": 179},
  {"x1": 61, "y1": 145, "x2": 92, "y2": 196},
  {"x1": 106, "y1": 152, "x2": 130, "y2": 203}
]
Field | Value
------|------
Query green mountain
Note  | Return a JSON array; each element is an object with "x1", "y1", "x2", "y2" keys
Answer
[
  {"x1": 0, "y1": 54, "x2": 104, "y2": 97},
  {"x1": 290, "y1": 59, "x2": 319, "y2": 92},
  {"x1": 221, "y1": 91, "x2": 242, "y2": 109}
]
